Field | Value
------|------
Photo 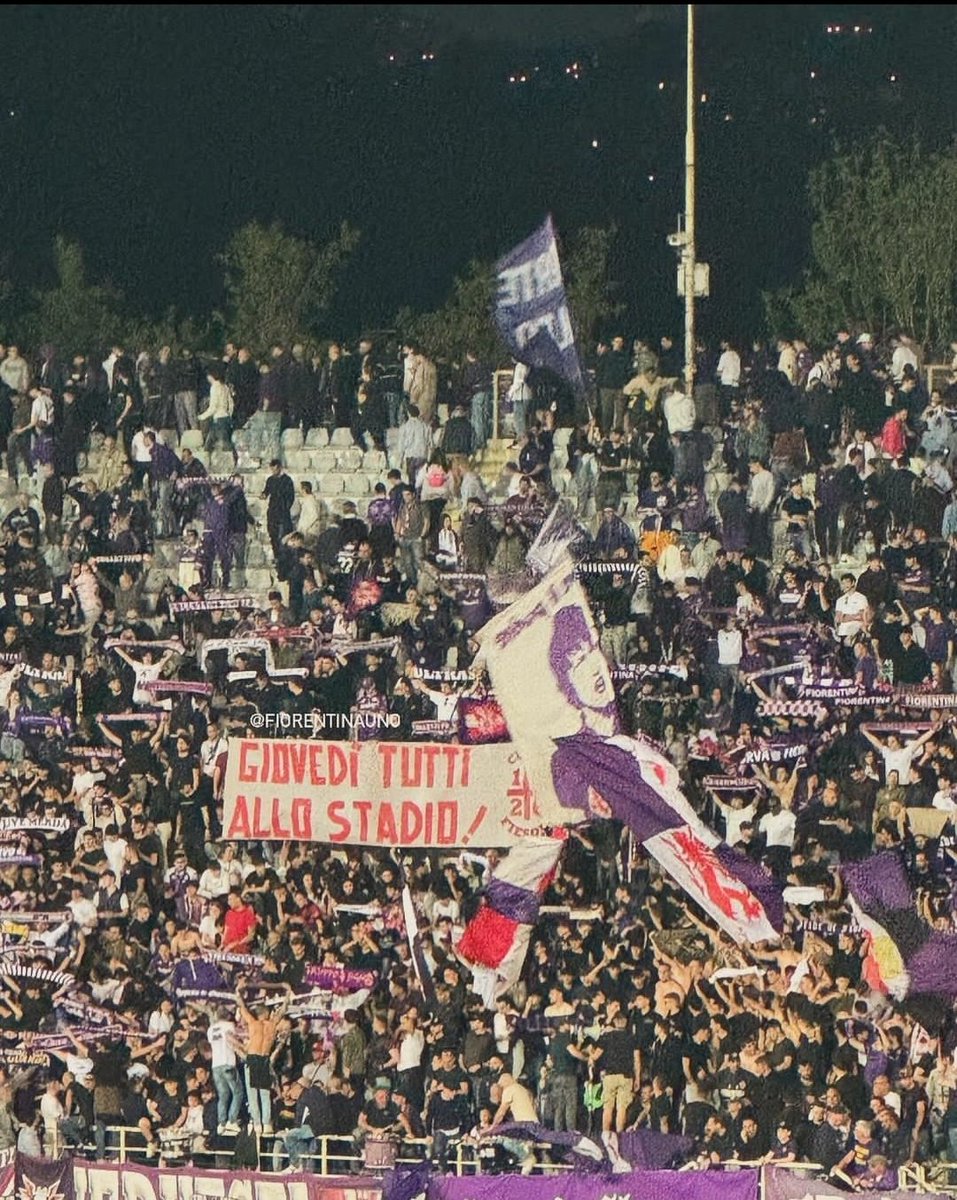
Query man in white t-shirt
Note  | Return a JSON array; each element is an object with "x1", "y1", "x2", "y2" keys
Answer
[
  {"x1": 834, "y1": 574, "x2": 869, "y2": 641},
  {"x1": 39, "y1": 1079, "x2": 65, "y2": 1156},
  {"x1": 71, "y1": 763, "x2": 105, "y2": 800},
  {"x1": 863, "y1": 725, "x2": 937, "y2": 785},
  {"x1": 717, "y1": 341, "x2": 741, "y2": 389},
  {"x1": 845, "y1": 429, "x2": 877, "y2": 479},
  {"x1": 103, "y1": 826, "x2": 129, "y2": 880},
  {"x1": 890, "y1": 336, "x2": 918, "y2": 384},
  {"x1": 717, "y1": 616, "x2": 743, "y2": 692},
  {"x1": 663, "y1": 387, "x2": 696, "y2": 435},
  {"x1": 198, "y1": 861, "x2": 229, "y2": 901},
  {"x1": 207, "y1": 1008, "x2": 243, "y2": 1133},
  {"x1": 758, "y1": 796, "x2": 796, "y2": 879},
  {"x1": 68, "y1": 884, "x2": 98, "y2": 935},
  {"x1": 410, "y1": 672, "x2": 460, "y2": 724}
]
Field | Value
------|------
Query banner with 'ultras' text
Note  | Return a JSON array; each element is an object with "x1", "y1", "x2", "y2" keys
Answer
[
  {"x1": 67, "y1": 1160, "x2": 380, "y2": 1200},
  {"x1": 223, "y1": 738, "x2": 555, "y2": 847}
]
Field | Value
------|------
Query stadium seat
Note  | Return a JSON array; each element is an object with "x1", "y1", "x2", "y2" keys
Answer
[{"x1": 180, "y1": 430, "x2": 204, "y2": 455}]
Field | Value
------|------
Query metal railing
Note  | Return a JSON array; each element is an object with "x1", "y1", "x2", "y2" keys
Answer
[{"x1": 57, "y1": 1130, "x2": 957, "y2": 1192}]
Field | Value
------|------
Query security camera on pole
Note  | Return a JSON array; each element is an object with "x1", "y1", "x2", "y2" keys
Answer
[{"x1": 668, "y1": 4, "x2": 709, "y2": 395}]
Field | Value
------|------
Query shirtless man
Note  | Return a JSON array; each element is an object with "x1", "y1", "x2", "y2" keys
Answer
[
  {"x1": 235, "y1": 985, "x2": 290, "y2": 1134},
  {"x1": 490, "y1": 1072, "x2": 539, "y2": 1174}
]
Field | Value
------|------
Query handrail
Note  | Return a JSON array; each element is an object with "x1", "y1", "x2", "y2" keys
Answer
[{"x1": 72, "y1": 1128, "x2": 957, "y2": 1190}]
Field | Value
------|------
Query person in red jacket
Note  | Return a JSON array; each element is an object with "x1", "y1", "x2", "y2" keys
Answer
[{"x1": 880, "y1": 404, "x2": 912, "y2": 461}]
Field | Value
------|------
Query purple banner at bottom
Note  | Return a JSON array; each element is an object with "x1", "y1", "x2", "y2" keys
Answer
[
  {"x1": 765, "y1": 1165, "x2": 943, "y2": 1200},
  {"x1": 428, "y1": 1169, "x2": 758, "y2": 1200}
]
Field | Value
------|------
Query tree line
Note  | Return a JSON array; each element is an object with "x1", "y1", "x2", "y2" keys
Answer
[
  {"x1": 0, "y1": 221, "x2": 623, "y2": 366},
  {"x1": 4, "y1": 133, "x2": 954, "y2": 364}
]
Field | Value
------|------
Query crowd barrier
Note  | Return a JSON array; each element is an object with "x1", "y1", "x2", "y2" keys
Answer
[{"x1": 35, "y1": 1131, "x2": 957, "y2": 1194}]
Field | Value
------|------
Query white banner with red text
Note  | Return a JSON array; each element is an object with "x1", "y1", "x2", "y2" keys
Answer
[{"x1": 223, "y1": 737, "x2": 557, "y2": 847}]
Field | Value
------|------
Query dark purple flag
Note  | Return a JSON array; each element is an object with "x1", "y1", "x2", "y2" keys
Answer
[
  {"x1": 842, "y1": 851, "x2": 957, "y2": 1006},
  {"x1": 494, "y1": 216, "x2": 585, "y2": 398},
  {"x1": 493, "y1": 1124, "x2": 694, "y2": 1171},
  {"x1": 617, "y1": 1129, "x2": 696, "y2": 1170}
]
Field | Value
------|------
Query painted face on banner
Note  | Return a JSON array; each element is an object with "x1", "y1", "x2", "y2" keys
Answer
[
  {"x1": 567, "y1": 640, "x2": 610, "y2": 710},
  {"x1": 548, "y1": 604, "x2": 616, "y2": 727}
]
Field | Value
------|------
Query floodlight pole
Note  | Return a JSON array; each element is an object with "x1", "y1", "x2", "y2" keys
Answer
[{"x1": 683, "y1": 2, "x2": 696, "y2": 392}]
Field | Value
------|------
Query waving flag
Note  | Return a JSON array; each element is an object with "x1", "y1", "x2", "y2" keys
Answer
[
  {"x1": 842, "y1": 851, "x2": 957, "y2": 1005},
  {"x1": 494, "y1": 216, "x2": 585, "y2": 399},
  {"x1": 455, "y1": 834, "x2": 566, "y2": 1005},
  {"x1": 478, "y1": 560, "x2": 783, "y2": 943},
  {"x1": 402, "y1": 885, "x2": 435, "y2": 1003},
  {"x1": 552, "y1": 733, "x2": 783, "y2": 941}
]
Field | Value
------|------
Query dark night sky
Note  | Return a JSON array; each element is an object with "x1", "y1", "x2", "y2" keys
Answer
[{"x1": 0, "y1": 4, "x2": 954, "y2": 343}]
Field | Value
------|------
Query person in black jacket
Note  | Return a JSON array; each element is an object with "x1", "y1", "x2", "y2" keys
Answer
[
  {"x1": 595, "y1": 337, "x2": 630, "y2": 435},
  {"x1": 225, "y1": 477, "x2": 252, "y2": 583},
  {"x1": 263, "y1": 461, "x2": 295, "y2": 561},
  {"x1": 280, "y1": 1078, "x2": 333, "y2": 1168},
  {"x1": 227, "y1": 347, "x2": 260, "y2": 428},
  {"x1": 172, "y1": 349, "x2": 202, "y2": 436}
]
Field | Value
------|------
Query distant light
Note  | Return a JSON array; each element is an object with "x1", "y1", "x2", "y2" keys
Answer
[
  {"x1": 889, "y1": 73, "x2": 898, "y2": 82},
  {"x1": 700, "y1": 92, "x2": 708, "y2": 102},
  {"x1": 810, "y1": 70, "x2": 817, "y2": 79},
  {"x1": 723, "y1": 113, "x2": 733, "y2": 122},
  {"x1": 591, "y1": 139, "x2": 600, "y2": 149},
  {"x1": 647, "y1": 173, "x2": 655, "y2": 182},
  {"x1": 658, "y1": 81, "x2": 666, "y2": 91},
  {"x1": 388, "y1": 54, "x2": 395, "y2": 62},
  {"x1": 853, "y1": 25, "x2": 860, "y2": 32}
]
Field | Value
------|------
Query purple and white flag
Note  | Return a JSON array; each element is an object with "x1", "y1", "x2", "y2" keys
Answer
[
  {"x1": 494, "y1": 216, "x2": 585, "y2": 398},
  {"x1": 455, "y1": 834, "x2": 566, "y2": 1005}
]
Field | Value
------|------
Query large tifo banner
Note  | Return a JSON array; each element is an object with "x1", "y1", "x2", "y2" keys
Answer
[
  {"x1": 476, "y1": 558, "x2": 783, "y2": 943},
  {"x1": 426, "y1": 1169, "x2": 757, "y2": 1200},
  {"x1": 223, "y1": 738, "x2": 559, "y2": 847},
  {"x1": 65, "y1": 1160, "x2": 381, "y2": 1200}
]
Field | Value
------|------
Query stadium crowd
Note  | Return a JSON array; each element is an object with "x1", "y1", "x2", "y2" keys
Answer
[{"x1": 0, "y1": 330, "x2": 952, "y2": 1187}]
